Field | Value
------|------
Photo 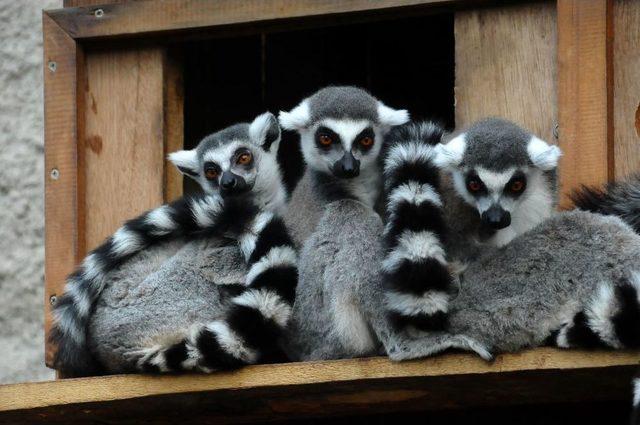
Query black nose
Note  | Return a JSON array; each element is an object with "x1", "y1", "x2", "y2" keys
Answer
[
  {"x1": 481, "y1": 205, "x2": 511, "y2": 230},
  {"x1": 220, "y1": 172, "x2": 237, "y2": 190},
  {"x1": 333, "y1": 152, "x2": 360, "y2": 178}
]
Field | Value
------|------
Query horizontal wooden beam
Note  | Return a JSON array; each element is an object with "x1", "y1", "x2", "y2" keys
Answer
[
  {"x1": 47, "y1": 0, "x2": 520, "y2": 41},
  {"x1": 2, "y1": 349, "x2": 639, "y2": 423}
]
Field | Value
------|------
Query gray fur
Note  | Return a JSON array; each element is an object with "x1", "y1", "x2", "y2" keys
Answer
[
  {"x1": 89, "y1": 238, "x2": 245, "y2": 373},
  {"x1": 306, "y1": 86, "x2": 380, "y2": 124},
  {"x1": 283, "y1": 172, "x2": 326, "y2": 247},
  {"x1": 458, "y1": 117, "x2": 533, "y2": 171},
  {"x1": 392, "y1": 211, "x2": 640, "y2": 359},
  {"x1": 284, "y1": 199, "x2": 491, "y2": 361}
]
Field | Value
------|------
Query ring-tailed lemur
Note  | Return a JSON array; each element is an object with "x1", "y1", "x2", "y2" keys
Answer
[
  {"x1": 434, "y1": 117, "x2": 561, "y2": 261},
  {"x1": 278, "y1": 86, "x2": 414, "y2": 359},
  {"x1": 280, "y1": 85, "x2": 409, "y2": 246},
  {"x1": 51, "y1": 112, "x2": 298, "y2": 376}
]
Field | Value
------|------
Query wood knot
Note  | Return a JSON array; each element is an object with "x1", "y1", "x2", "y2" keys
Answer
[{"x1": 87, "y1": 135, "x2": 103, "y2": 154}]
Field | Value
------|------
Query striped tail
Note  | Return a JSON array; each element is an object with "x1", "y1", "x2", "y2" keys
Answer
[
  {"x1": 571, "y1": 174, "x2": 640, "y2": 234},
  {"x1": 50, "y1": 193, "x2": 261, "y2": 377},
  {"x1": 550, "y1": 273, "x2": 640, "y2": 350},
  {"x1": 134, "y1": 211, "x2": 298, "y2": 373},
  {"x1": 381, "y1": 122, "x2": 454, "y2": 333}
]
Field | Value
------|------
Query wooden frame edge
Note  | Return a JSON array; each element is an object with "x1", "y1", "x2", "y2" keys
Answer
[{"x1": 43, "y1": 12, "x2": 85, "y2": 369}]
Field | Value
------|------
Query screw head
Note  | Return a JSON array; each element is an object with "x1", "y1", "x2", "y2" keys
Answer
[
  {"x1": 94, "y1": 8, "x2": 104, "y2": 18},
  {"x1": 50, "y1": 168, "x2": 60, "y2": 180},
  {"x1": 50, "y1": 295, "x2": 57, "y2": 305},
  {"x1": 553, "y1": 123, "x2": 559, "y2": 139},
  {"x1": 48, "y1": 61, "x2": 57, "y2": 73}
]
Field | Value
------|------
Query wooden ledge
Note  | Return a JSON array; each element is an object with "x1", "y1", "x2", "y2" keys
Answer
[{"x1": 1, "y1": 349, "x2": 639, "y2": 423}]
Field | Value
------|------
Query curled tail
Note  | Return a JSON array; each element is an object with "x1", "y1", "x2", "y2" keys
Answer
[
  {"x1": 134, "y1": 212, "x2": 298, "y2": 373},
  {"x1": 51, "y1": 193, "x2": 259, "y2": 377},
  {"x1": 381, "y1": 122, "x2": 454, "y2": 333},
  {"x1": 550, "y1": 273, "x2": 640, "y2": 350},
  {"x1": 571, "y1": 174, "x2": 640, "y2": 233}
]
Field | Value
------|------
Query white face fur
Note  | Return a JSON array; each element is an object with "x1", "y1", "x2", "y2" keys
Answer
[
  {"x1": 168, "y1": 112, "x2": 287, "y2": 213},
  {"x1": 436, "y1": 133, "x2": 562, "y2": 247},
  {"x1": 279, "y1": 98, "x2": 409, "y2": 206}
]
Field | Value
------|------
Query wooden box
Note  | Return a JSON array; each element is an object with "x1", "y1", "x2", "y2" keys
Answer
[{"x1": 2, "y1": 0, "x2": 640, "y2": 423}]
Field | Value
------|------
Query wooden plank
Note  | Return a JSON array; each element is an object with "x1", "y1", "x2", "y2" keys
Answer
[
  {"x1": 43, "y1": 14, "x2": 85, "y2": 368},
  {"x1": 163, "y1": 49, "x2": 184, "y2": 202},
  {"x1": 454, "y1": 1, "x2": 557, "y2": 143},
  {"x1": 48, "y1": 0, "x2": 498, "y2": 41},
  {"x1": 1, "y1": 350, "x2": 638, "y2": 423},
  {"x1": 557, "y1": 0, "x2": 613, "y2": 208},
  {"x1": 83, "y1": 47, "x2": 165, "y2": 250},
  {"x1": 613, "y1": 0, "x2": 640, "y2": 179},
  {"x1": 63, "y1": 0, "x2": 138, "y2": 7}
]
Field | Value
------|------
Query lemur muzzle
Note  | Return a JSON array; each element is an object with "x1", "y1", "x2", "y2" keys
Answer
[
  {"x1": 220, "y1": 172, "x2": 248, "y2": 196},
  {"x1": 482, "y1": 204, "x2": 511, "y2": 230},
  {"x1": 332, "y1": 151, "x2": 360, "y2": 178}
]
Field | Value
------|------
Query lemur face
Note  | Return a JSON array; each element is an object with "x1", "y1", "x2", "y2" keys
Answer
[
  {"x1": 279, "y1": 86, "x2": 409, "y2": 180},
  {"x1": 168, "y1": 112, "x2": 283, "y2": 201},
  {"x1": 435, "y1": 118, "x2": 562, "y2": 245},
  {"x1": 305, "y1": 119, "x2": 382, "y2": 178}
]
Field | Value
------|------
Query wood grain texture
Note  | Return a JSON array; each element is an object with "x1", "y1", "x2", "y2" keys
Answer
[
  {"x1": 163, "y1": 49, "x2": 184, "y2": 202},
  {"x1": 613, "y1": 0, "x2": 640, "y2": 179},
  {"x1": 1, "y1": 349, "x2": 639, "y2": 423},
  {"x1": 49, "y1": 0, "x2": 488, "y2": 40},
  {"x1": 83, "y1": 48, "x2": 165, "y2": 250},
  {"x1": 454, "y1": 1, "x2": 557, "y2": 144},
  {"x1": 63, "y1": 0, "x2": 137, "y2": 7},
  {"x1": 557, "y1": 0, "x2": 613, "y2": 208},
  {"x1": 43, "y1": 14, "x2": 85, "y2": 368}
]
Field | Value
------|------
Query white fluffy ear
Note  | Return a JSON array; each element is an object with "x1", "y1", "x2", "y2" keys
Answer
[
  {"x1": 527, "y1": 136, "x2": 562, "y2": 170},
  {"x1": 434, "y1": 133, "x2": 466, "y2": 168},
  {"x1": 168, "y1": 149, "x2": 199, "y2": 178},
  {"x1": 377, "y1": 102, "x2": 409, "y2": 127},
  {"x1": 278, "y1": 100, "x2": 310, "y2": 131},
  {"x1": 249, "y1": 111, "x2": 281, "y2": 153}
]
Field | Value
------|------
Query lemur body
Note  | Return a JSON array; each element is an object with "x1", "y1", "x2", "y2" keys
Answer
[
  {"x1": 51, "y1": 113, "x2": 298, "y2": 376},
  {"x1": 278, "y1": 86, "x2": 414, "y2": 359}
]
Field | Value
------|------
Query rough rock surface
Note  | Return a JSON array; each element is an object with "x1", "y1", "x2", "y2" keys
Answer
[{"x1": 0, "y1": 0, "x2": 60, "y2": 384}]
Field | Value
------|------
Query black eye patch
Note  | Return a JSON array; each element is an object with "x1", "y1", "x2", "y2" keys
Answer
[
  {"x1": 504, "y1": 171, "x2": 527, "y2": 197},
  {"x1": 233, "y1": 148, "x2": 254, "y2": 167},
  {"x1": 315, "y1": 126, "x2": 341, "y2": 151},
  {"x1": 465, "y1": 171, "x2": 487, "y2": 197},
  {"x1": 203, "y1": 161, "x2": 222, "y2": 185},
  {"x1": 353, "y1": 127, "x2": 375, "y2": 152}
]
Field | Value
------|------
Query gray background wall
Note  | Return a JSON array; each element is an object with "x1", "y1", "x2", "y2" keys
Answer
[{"x1": 0, "y1": 0, "x2": 60, "y2": 384}]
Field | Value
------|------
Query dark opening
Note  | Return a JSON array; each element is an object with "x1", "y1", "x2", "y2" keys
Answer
[{"x1": 183, "y1": 13, "x2": 455, "y2": 194}]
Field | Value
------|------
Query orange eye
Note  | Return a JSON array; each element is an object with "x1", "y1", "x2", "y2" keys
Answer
[
  {"x1": 237, "y1": 152, "x2": 252, "y2": 165},
  {"x1": 319, "y1": 135, "x2": 333, "y2": 146},
  {"x1": 204, "y1": 168, "x2": 218, "y2": 180},
  {"x1": 359, "y1": 137, "x2": 374, "y2": 148},
  {"x1": 511, "y1": 180, "x2": 525, "y2": 192},
  {"x1": 467, "y1": 180, "x2": 482, "y2": 192}
]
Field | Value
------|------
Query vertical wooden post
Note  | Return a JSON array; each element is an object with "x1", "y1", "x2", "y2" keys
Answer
[
  {"x1": 454, "y1": 3, "x2": 557, "y2": 144},
  {"x1": 557, "y1": 0, "x2": 613, "y2": 207},
  {"x1": 613, "y1": 0, "x2": 640, "y2": 179},
  {"x1": 43, "y1": 14, "x2": 85, "y2": 368}
]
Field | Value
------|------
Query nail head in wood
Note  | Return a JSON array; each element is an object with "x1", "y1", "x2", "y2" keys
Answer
[
  {"x1": 50, "y1": 168, "x2": 60, "y2": 180},
  {"x1": 48, "y1": 61, "x2": 57, "y2": 73},
  {"x1": 49, "y1": 295, "x2": 57, "y2": 305},
  {"x1": 94, "y1": 8, "x2": 104, "y2": 18}
]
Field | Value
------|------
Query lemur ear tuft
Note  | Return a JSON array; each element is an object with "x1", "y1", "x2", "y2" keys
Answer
[
  {"x1": 168, "y1": 149, "x2": 199, "y2": 178},
  {"x1": 377, "y1": 102, "x2": 410, "y2": 127},
  {"x1": 249, "y1": 112, "x2": 281, "y2": 152},
  {"x1": 527, "y1": 136, "x2": 562, "y2": 170},
  {"x1": 434, "y1": 133, "x2": 466, "y2": 168},
  {"x1": 279, "y1": 100, "x2": 311, "y2": 131}
]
